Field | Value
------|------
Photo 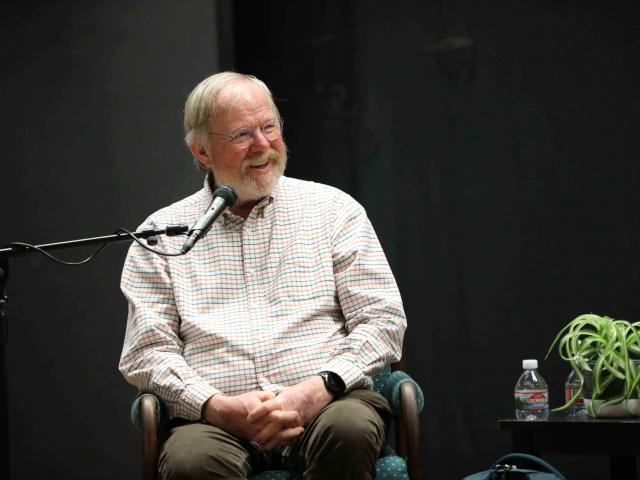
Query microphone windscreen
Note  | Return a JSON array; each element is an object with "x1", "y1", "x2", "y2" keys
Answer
[{"x1": 214, "y1": 185, "x2": 238, "y2": 208}]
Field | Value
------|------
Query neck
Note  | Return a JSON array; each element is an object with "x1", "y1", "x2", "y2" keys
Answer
[{"x1": 230, "y1": 199, "x2": 260, "y2": 219}]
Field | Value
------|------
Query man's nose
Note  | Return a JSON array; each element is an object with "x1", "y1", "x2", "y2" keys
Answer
[{"x1": 250, "y1": 128, "x2": 270, "y2": 151}]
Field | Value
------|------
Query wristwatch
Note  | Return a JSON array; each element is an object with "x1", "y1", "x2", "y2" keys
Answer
[{"x1": 317, "y1": 371, "x2": 346, "y2": 398}]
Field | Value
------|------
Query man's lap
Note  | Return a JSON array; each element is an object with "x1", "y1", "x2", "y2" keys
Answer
[{"x1": 159, "y1": 388, "x2": 391, "y2": 479}]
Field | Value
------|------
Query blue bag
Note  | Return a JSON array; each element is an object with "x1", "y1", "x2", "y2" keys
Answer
[{"x1": 463, "y1": 453, "x2": 566, "y2": 480}]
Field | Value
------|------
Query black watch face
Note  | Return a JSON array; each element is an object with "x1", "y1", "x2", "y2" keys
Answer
[{"x1": 324, "y1": 372, "x2": 345, "y2": 394}]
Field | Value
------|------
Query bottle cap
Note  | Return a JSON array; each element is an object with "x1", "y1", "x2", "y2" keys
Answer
[{"x1": 522, "y1": 359, "x2": 538, "y2": 369}]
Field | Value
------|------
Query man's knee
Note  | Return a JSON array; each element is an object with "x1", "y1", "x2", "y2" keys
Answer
[
  {"x1": 159, "y1": 423, "x2": 250, "y2": 480},
  {"x1": 320, "y1": 394, "x2": 386, "y2": 451},
  {"x1": 296, "y1": 391, "x2": 390, "y2": 479}
]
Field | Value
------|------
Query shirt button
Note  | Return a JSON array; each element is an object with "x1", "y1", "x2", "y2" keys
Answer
[{"x1": 246, "y1": 267, "x2": 255, "y2": 275}]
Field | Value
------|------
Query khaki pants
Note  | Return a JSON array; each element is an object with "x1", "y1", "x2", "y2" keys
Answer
[{"x1": 159, "y1": 389, "x2": 392, "y2": 480}]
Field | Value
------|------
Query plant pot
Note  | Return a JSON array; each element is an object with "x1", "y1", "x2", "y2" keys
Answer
[
  {"x1": 584, "y1": 399, "x2": 640, "y2": 417},
  {"x1": 581, "y1": 359, "x2": 640, "y2": 418}
]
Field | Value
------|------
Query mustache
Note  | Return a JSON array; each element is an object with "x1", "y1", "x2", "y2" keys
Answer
[{"x1": 243, "y1": 149, "x2": 283, "y2": 168}]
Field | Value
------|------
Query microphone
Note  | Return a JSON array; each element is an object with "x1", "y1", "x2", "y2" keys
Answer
[{"x1": 180, "y1": 185, "x2": 238, "y2": 254}]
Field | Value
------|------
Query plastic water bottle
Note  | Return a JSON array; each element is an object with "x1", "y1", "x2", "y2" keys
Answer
[
  {"x1": 514, "y1": 359, "x2": 549, "y2": 420},
  {"x1": 564, "y1": 369, "x2": 587, "y2": 416}
]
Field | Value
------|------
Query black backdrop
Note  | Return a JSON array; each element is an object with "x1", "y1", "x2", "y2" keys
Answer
[
  {"x1": 1, "y1": 1, "x2": 222, "y2": 478},
  {"x1": 2, "y1": 1, "x2": 640, "y2": 479},
  {"x1": 233, "y1": 1, "x2": 640, "y2": 478}
]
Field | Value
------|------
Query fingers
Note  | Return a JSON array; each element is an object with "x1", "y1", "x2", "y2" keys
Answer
[
  {"x1": 241, "y1": 391, "x2": 278, "y2": 420},
  {"x1": 260, "y1": 426, "x2": 305, "y2": 451},
  {"x1": 252, "y1": 410, "x2": 303, "y2": 445},
  {"x1": 247, "y1": 397, "x2": 282, "y2": 423},
  {"x1": 253, "y1": 420, "x2": 284, "y2": 446},
  {"x1": 256, "y1": 391, "x2": 276, "y2": 402},
  {"x1": 263, "y1": 408, "x2": 303, "y2": 427}
]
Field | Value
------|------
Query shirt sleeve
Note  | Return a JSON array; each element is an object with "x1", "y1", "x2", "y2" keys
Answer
[
  {"x1": 323, "y1": 195, "x2": 407, "y2": 390},
  {"x1": 118, "y1": 219, "x2": 219, "y2": 421}
]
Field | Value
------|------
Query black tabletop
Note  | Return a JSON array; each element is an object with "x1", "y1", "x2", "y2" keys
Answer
[{"x1": 499, "y1": 412, "x2": 640, "y2": 456}]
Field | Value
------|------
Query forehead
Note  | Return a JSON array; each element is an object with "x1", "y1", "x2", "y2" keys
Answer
[{"x1": 214, "y1": 81, "x2": 274, "y2": 128}]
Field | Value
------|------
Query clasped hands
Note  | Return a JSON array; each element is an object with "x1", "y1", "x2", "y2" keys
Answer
[{"x1": 202, "y1": 375, "x2": 333, "y2": 451}]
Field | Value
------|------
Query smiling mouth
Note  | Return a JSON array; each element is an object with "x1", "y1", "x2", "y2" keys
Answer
[{"x1": 249, "y1": 160, "x2": 270, "y2": 169}]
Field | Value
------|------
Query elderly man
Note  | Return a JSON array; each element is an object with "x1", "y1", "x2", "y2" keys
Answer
[{"x1": 119, "y1": 72, "x2": 406, "y2": 479}]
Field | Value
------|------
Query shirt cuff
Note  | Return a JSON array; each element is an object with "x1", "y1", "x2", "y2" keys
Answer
[
  {"x1": 177, "y1": 382, "x2": 221, "y2": 421},
  {"x1": 321, "y1": 358, "x2": 369, "y2": 392}
]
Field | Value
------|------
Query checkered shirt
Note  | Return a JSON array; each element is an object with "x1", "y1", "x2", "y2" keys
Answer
[{"x1": 119, "y1": 176, "x2": 406, "y2": 421}]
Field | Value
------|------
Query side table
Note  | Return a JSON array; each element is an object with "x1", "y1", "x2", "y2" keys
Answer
[{"x1": 499, "y1": 413, "x2": 640, "y2": 479}]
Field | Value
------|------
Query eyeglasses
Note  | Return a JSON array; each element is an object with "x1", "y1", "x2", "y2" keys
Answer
[{"x1": 209, "y1": 120, "x2": 282, "y2": 148}]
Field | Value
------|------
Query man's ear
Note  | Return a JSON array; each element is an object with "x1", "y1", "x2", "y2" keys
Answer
[{"x1": 189, "y1": 140, "x2": 213, "y2": 169}]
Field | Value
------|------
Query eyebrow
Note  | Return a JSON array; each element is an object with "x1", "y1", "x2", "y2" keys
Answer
[{"x1": 229, "y1": 118, "x2": 277, "y2": 133}]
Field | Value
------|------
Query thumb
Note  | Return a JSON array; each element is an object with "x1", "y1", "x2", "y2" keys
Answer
[{"x1": 256, "y1": 390, "x2": 276, "y2": 401}]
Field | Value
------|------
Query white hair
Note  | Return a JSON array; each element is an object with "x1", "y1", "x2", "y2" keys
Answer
[{"x1": 183, "y1": 72, "x2": 281, "y2": 173}]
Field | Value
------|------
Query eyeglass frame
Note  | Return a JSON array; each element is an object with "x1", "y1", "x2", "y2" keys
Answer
[{"x1": 209, "y1": 119, "x2": 283, "y2": 148}]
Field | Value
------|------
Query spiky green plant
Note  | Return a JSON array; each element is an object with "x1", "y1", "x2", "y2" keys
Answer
[{"x1": 546, "y1": 313, "x2": 640, "y2": 416}]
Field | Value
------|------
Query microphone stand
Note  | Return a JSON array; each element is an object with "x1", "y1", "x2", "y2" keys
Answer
[{"x1": 0, "y1": 225, "x2": 187, "y2": 479}]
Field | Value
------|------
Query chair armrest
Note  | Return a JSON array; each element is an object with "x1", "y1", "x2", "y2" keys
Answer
[
  {"x1": 398, "y1": 381, "x2": 422, "y2": 480},
  {"x1": 131, "y1": 392, "x2": 164, "y2": 429},
  {"x1": 382, "y1": 371, "x2": 424, "y2": 415},
  {"x1": 382, "y1": 371, "x2": 424, "y2": 480},
  {"x1": 134, "y1": 393, "x2": 161, "y2": 480}
]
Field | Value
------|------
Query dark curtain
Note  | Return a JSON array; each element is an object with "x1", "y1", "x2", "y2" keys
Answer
[
  {"x1": 234, "y1": 1, "x2": 640, "y2": 478},
  {"x1": 1, "y1": 1, "x2": 220, "y2": 478},
  {"x1": 2, "y1": 1, "x2": 638, "y2": 479}
]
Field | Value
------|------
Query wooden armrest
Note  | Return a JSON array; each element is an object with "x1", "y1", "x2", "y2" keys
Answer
[
  {"x1": 140, "y1": 394, "x2": 159, "y2": 480},
  {"x1": 397, "y1": 381, "x2": 422, "y2": 480}
]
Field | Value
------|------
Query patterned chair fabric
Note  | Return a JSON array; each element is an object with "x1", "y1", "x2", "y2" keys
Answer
[{"x1": 132, "y1": 366, "x2": 423, "y2": 479}]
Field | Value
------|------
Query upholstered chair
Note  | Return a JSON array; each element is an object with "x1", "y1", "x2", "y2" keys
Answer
[{"x1": 131, "y1": 363, "x2": 424, "y2": 479}]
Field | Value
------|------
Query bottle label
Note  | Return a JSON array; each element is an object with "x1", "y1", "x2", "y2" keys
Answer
[
  {"x1": 515, "y1": 389, "x2": 548, "y2": 410},
  {"x1": 565, "y1": 386, "x2": 585, "y2": 407}
]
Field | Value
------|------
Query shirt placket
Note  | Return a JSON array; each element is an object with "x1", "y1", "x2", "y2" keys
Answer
[{"x1": 241, "y1": 211, "x2": 273, "y2": 391}]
